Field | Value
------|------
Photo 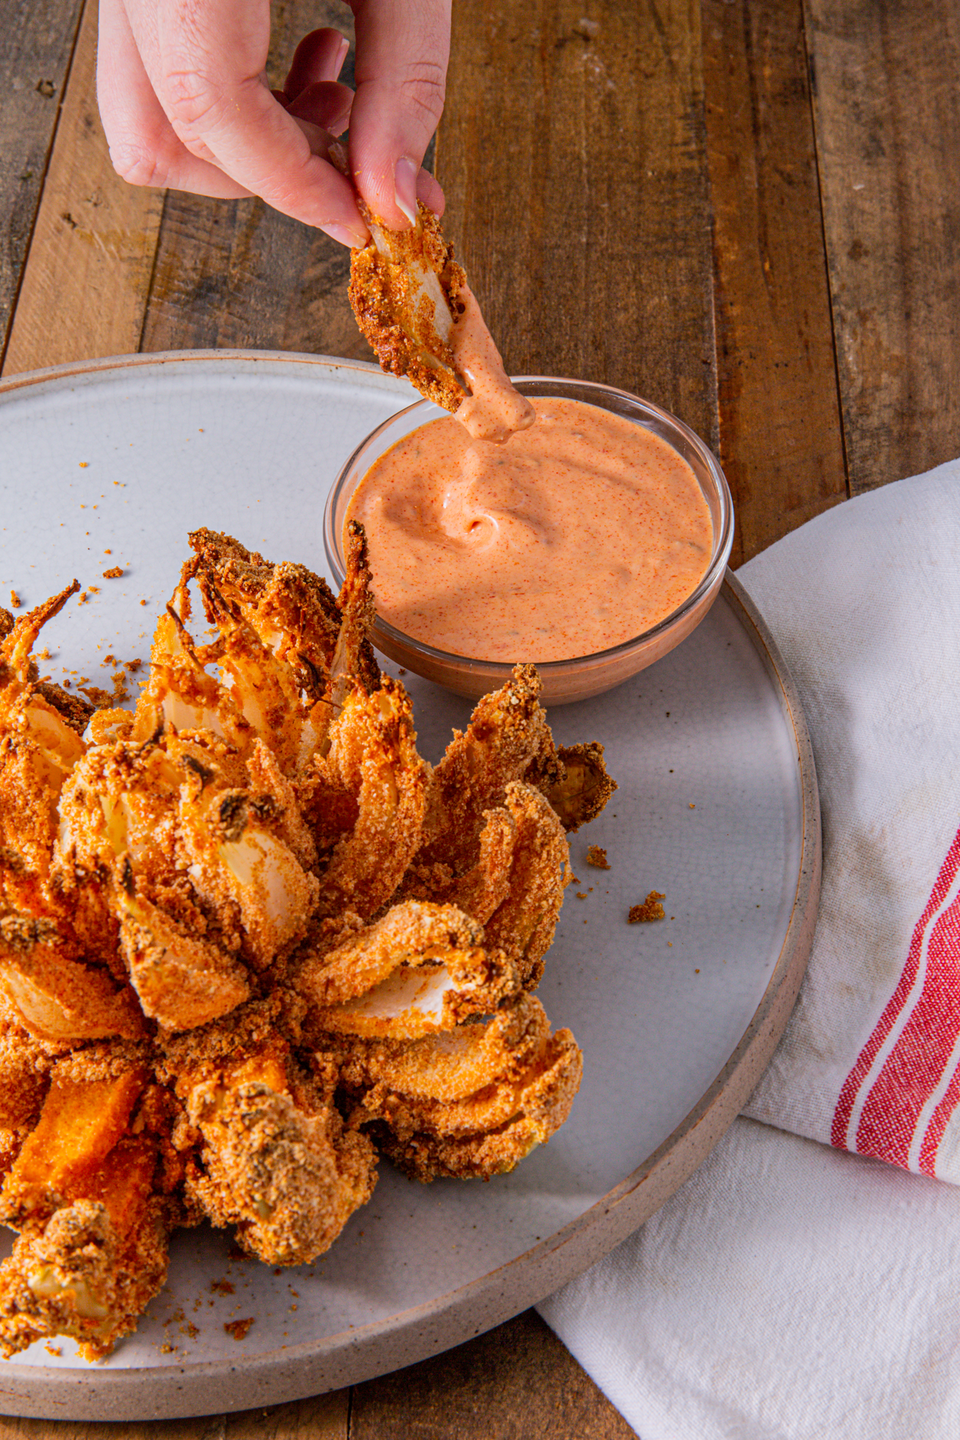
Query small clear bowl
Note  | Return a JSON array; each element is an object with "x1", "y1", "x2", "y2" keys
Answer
[{"x1": 324, "y1": 377, "x2": 734, "y2": 706}]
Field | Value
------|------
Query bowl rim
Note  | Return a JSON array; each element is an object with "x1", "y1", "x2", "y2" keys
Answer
[{"x1": 323, "y1": 376, "x2": 735, "y2": 674}]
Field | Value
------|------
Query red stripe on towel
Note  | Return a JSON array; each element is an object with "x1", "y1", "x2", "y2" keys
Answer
[{"x1": 831, "y1": 826, "x2": 960, "y2": 1173}]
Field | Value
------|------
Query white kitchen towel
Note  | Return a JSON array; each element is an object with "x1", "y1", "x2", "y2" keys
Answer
[
  {"x1": 540, "y1": 1117, "x2": 960, "y2": 1440},
  {"x1": 737, "y1": 463, "x2": 960, "y2": 1178},
  {"x1": 538, "y1": 458, "x2": 960, "y2": 1439}
]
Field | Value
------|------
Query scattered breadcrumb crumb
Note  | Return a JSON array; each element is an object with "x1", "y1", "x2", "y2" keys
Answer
[
  {"x1": 103, "y1": 565, "x2": 125, "y2": 579},
  {"x1": 629, "y1": 891, "x2": 666, "y2": 923},
  {"x1": 211, "y1": 1279, "x2": 235, "y2": 1296},
  {"x1": 9, "y1": 590, "x2": 20, "y2": 609},
  {"x1": 44, "y1": 1343, "x2": 62, "y2": 1356},
  {"x1": 78, "y1": 683, "x2": 114, "y2": 708},
  {"x1": 586, "y1": 845, "x2": 610, "y2": 869},
  {"x1": 224, "y1": 1318, "x2": 255, "y2": 1341}
]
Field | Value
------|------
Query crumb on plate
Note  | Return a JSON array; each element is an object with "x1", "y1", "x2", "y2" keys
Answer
[{"x1": 628, "y1": 891, "x2": 666, "y2": 923}]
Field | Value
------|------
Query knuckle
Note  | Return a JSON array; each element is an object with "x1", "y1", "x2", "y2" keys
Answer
[
  {"x1": 108, "y1": 142, "x2": 167, "y2": 188},
  {"x1": 159, "y1": 66, "x2": 224, "y2": 135},
  {"x1": 398, "y1": 61, "x2": 446, "y2": 126}
]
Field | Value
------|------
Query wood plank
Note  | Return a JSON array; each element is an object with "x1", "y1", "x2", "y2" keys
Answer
[
  {"x1": 0, "y1": 1389, "x2": 349, "y2": 1439},
  {"x1": 804, "y1": 0, "x2": 960, "y2": 492},
  {"x1": 436, "y1": 0, "x2": 718, "y2": 448},
  {"x1": 224, "y1": 1390, "x2": 349, "y2": 1438},
  {"x1": 701, "y1": 0, "x2": 847, "y2": 567},
  {"x1": 350, "y1": 1309, "x2": 637, "y2": 1440},
  {"x1": 0, "y1": 0, "x2": 84, "y2": 362},
  {"x1": 140, "y1": 1, "x2": 365, "y2": 362},
  {"x1": 1, "y1": 0, "x2": 165, "y2": 378}
]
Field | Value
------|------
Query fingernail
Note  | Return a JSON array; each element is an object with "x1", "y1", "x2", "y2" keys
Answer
[
  {"x1": 322, "y1": 222, "x2": 368, "y2": 249},
  {"x1": 394, "y1": 157, "x2": 419, "y2": 226},
  {"x1": 334, "y1": 36, "x2": 350, "y2": 76}
]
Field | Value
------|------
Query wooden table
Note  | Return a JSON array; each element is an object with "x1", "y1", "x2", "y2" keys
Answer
[{"x1": 1, "y1": 0, "x2": 958, "y2": 1435}]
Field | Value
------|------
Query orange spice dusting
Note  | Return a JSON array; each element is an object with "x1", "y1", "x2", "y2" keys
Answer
[{"x1": 628, "y1": 891, "x2": 666, "y2": 923}]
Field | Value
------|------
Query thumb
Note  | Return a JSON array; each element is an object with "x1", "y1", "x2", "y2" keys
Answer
[{"x1": 347, "y1": 0, "x2": 450, "y2": 227}]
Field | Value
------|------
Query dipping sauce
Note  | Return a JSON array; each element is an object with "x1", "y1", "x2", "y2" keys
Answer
[
  {"x1": 345, "y1": 397, "x2": 714, "y2": 663},
  {"x1": 450, "y1": 284, "x2": 536, "y2": 442}
]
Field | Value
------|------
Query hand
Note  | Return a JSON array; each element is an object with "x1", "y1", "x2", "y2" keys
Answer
[{"x1": 96, "y1": 0, "x2": 450, "y2": 246}]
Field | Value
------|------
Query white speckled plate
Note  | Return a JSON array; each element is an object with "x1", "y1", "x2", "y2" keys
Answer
[{"x1": 0, "y1": 353, "x2": 820, "y2": 1421}]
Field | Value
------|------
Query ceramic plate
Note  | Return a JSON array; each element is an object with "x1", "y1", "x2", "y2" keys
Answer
[{"x1": 0, "y1": 353, "x2": 820, "y2": 1420}]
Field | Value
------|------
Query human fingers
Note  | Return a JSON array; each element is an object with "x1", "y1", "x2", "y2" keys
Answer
[
  {"x1": 416, "y1": 167, "x2": 445, "y2": 216},
  {"x1": 131, "y1": 0, "x2": 369, "y2": 244},
  {"x1": 282, "y1": 27, "x2": 350, "y2": 99},
  {"x1": 97, "y1": 0, "x2": 256, "y2": 198},
  {"x1": 347, "y1": 0, "x2": 450, "y2": 227},
  {"x1": 282, "y1": 81, "x2": 354, "y2": 138}
]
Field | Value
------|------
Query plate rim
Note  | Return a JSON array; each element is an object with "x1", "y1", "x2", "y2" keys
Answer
[
  {"x1": 0, "y1": 347, "x2": 400, "y2": 398},
  {"x1": 0, "y1": 353, "x2": 821, "y2": 1419}
]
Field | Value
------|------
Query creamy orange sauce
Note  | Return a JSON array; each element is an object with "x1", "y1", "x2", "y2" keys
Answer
[
  {"x1": 450, "y1": 285, "x2": 535, "y2": 442},
  {"x1": 346, "y1": 397, "x2": 713, "y2": 663}
]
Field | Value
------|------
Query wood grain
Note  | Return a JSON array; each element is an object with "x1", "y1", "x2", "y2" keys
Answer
[
  {"x1": 804, "y1": 0, "x2": 960, "y2": 493},
  {"x1": 350, "y1": 1310, "x2": 637, "y2": 1440},
  {"x1": 223, "y1": 1390, "x2": 349, "y2": 1439},
  {"x1": 702, "y1": 0, "x2": 847, "y2": 567},
  {"x1": 437, "y1": 0, "x2": 719, "y2": 449},
  {"x1": 1, "y1": 0, "x2": 165, "y2": 378},
  {"x1": 140, "y1": 1, "x2": 365, "y2": 362},
  {"x1": 0, "y1": 0, "x2": 84, "y2": 363},
  {"x1": 0, "y1": 1389, "x2": 349, "y2": 1439}
]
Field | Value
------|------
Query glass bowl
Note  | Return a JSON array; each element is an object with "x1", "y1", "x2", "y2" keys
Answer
[{"x1": 324, "y1": 378, "x2": 734, "y2": 706}]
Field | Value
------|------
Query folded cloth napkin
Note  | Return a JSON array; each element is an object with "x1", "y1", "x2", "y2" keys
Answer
[{"x1": 538, "y1": 458, "x2": 960, "y2": 1440}]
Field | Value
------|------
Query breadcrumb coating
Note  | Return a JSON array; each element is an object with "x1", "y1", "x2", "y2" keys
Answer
[{"x1": 0, "y1": 530, "x2": 616, "y2": 1356}]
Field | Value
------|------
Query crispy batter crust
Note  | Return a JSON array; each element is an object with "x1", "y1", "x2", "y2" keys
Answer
[
  {"x1": 348, "y1": 201, "x2": 466, "y2": 411},
  {"x1": 0, "y1": 532, "x2": 615, "y2": 1357}
]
